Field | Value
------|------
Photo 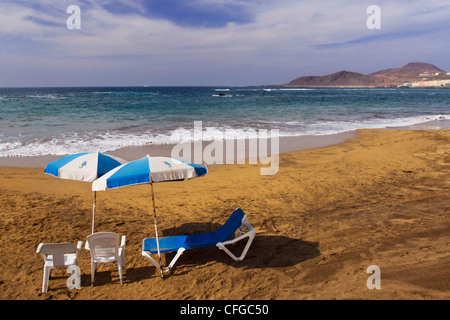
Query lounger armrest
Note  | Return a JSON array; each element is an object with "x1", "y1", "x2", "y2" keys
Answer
[
  {"x1": 76, "y1": 241, "x2": 83, "y2": 251},
  {"x1": 220, "y1": 221, "x2": 255, "y2": 246},
  {"x1": 217, "y1": 221, "x2": 256, "y2": 262},
  {"x1": 240, "y1": 221, "x2": 254, "y2": 236},
  {"x1": 120, "y1": 235, "x2": 126, "y2": 248}
]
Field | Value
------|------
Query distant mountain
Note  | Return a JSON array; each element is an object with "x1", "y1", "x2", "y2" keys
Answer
[
  {"x1": 369, "y1": 62, "x2": 446, "y2": 84},
  {"x1": 284, "y1": 70, "x2": 378, "y2": 87},
  {"x1": 277, "y1": 62, "x2": 449, "y2": 88}
]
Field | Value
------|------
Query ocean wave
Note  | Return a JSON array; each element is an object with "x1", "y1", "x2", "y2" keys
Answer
[
  {"x1": 212, "y1": 94, "x2": 233, "y2": 97},
  {"x1": 292, "y1": 114, "x2": 450, "y2": 136},
  {"x1": 1, "y1": 114, "x2": 449, "y2": 157},
  {"x1": 27, "y1": 94, "x2": 65, "y2": 99},
  {"x1": 91, "y1": 91, "x2": 159, "y2": 95},
  {"x1": 0, "y1": 134, "x2": 153, "y2": 157},
  {"x1": 279, "y1": 88, "x2": 316, "y2": 91}
]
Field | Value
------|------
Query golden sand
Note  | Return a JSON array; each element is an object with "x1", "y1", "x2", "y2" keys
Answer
[{"x1": 0, "y1": 129, "x2": 449, "y2": 300}]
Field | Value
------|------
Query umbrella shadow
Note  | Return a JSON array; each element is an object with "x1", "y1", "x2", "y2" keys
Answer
[
  {"x1": 122, "y1": 266, "x2": 156, "y2": 283},
  {"x1": 77, "y1": 266, "x2": 159, "y2": 286},
  {"x1": 160, "y1": 222, "x2": 321, "y2": 274},
  {"x1": 81, "y1": 223, "x2": 321, "y2": 283}
]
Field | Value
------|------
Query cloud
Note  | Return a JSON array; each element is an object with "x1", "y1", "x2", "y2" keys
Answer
[
  {"x1": 0, "y1": 0, "x2": 449, "y2": 86},
  {"x1": 315, "y1": 27, "x2": 444, "y2": 50},
  {"x1": 137, "y1": 0, "x2": 255, "y2": 28}
]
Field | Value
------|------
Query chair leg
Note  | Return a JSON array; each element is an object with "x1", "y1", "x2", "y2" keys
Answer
[
  {"x1": 90, "y1": 261, "x2": 96, "y2": 286},
  {"x1": 42, "y1": 266, "x2": 51, "y2": 293},
  {"x1": 119, "y1": 249, "x2": 125, "y2": 283},
  {"x1": 118, "y1": 263, "x2": 123, "y2": 284},
  {"x1": 120, "y1": 252, "x2": 126, "y2": 271}
]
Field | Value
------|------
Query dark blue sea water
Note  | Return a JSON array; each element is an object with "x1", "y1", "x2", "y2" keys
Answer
[{"x1": 0, "y1": 86, "x2": 449, "y2": 157}]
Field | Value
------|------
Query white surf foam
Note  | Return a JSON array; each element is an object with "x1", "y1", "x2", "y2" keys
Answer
[{"x1": 1, "y1": 114, "x2": 448, "y2": 157}]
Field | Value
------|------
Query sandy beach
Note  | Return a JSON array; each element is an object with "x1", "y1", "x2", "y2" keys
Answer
[{"x1": 0, "y1": 128, "x2": 449, "y2": 300}]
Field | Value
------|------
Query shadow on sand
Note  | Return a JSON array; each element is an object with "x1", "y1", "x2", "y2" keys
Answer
[
  {"x1": 74, "y1": 222, "x2": 320, "y2": 285},
  {"x1": 136, "y1": 222, "x2": 321, "y2": 278}
]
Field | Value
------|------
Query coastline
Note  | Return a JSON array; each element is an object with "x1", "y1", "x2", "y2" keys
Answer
[
  {"x1": 0, "y1": 127, "x2": 449, "y2": 300},
  {"x1": 2, "y1": 118, "x2": 449, "y2": 169},
  {"x1": 0, "y1": 131, "x2": 356, "y2": 168}
]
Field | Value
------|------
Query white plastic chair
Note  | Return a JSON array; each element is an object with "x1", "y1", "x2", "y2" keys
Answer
[
  {"x1": 86, "y1": 232, "x2": 126, "y2": 286},
  {"x1": 36, "y1": 241, "x2": 83, "y2": 293}
]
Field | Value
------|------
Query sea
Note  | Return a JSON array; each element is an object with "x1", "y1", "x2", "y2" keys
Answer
[{"x1": 0, "y1": 86, "x2": 449, "y2": 159}]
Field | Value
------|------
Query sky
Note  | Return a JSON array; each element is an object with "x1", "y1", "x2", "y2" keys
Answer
[{"x1": 0, "y1": 0, "x2": 449, "y2": 87}]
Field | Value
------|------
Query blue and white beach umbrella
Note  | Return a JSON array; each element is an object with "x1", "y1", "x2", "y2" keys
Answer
[
  {"x1": 92, "y1": 155, "x2": 207, "y2": 190},
  {"x1": 45, "y1": 152, "x2": 126, "y2": 182},
  {"x1": 44, "y1": 152, "x2": 127, "y2": 233},
  {"x1": 92, "y1": 155, "x2": 208, "y2": 276}
]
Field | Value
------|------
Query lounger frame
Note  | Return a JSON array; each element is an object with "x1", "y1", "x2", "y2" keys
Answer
[{"x1": 142, "y1": 209, "x2": 255, "y2": 273}]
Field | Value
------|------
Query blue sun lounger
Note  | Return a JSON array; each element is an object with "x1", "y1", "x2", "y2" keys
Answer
[{"x1": 142, "y1": 208, "x2": 255, "y2": 272}]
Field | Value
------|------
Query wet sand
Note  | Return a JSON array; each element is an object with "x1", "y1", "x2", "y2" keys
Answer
[
  {"x1": 0, "y1": 131, "x2": 355, "y2": 168},
  {"x1": 0, "y1": 129, "x2": 449, "y2": 300}
]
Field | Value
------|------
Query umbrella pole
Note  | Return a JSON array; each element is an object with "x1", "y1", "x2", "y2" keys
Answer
[
  {"x1": 92, "y1": 191, "x2": 96, "y2": 234},
  {"x1": 150, "y1": 181, "x2": 164, "y2": 278}
]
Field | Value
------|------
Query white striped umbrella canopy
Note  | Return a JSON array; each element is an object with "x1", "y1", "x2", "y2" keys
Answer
[
  {"x1": 92, "y1": 155, "x2": 208, "y2": 277},
  {"x1": 44, "y1": 152, "x2": 127, "y2": 233},
  {"x1": 92, "y1": 155, "x2": 207, "y2": 190}
]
